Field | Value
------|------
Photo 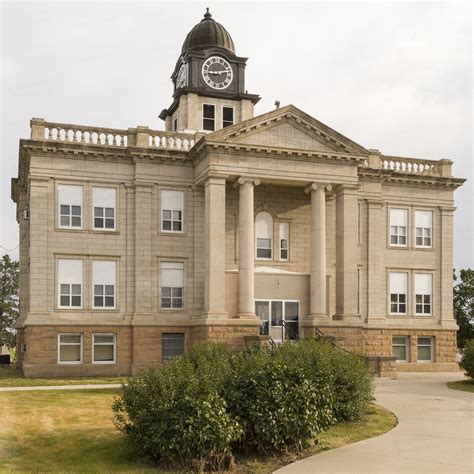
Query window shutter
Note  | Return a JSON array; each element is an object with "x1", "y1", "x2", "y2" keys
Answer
[
  {"x1": 93, "y1": 187, "x2": 116, "y2": 208},
  {"x1": 58, "y1": 185, "x2": 82, "y2": 206},
  {"x1": 161, "y1": 262, "x2": 184, "y2": 287},
  {"x1": 415, "y1": 274, "x2": 432, "y2": 294},
  {"x1": 92, "y1": 261, "x2": 116, "y2": 286},
  {"x1": 58, "y1": 259, "x2": 83, "y2": 285},
  {"x1": 390, "y1": 208, "x2": 407, "y2": 226},
  {"x1": 415, "y1": 211, "x2": 432, "y2": 228},
  {"x1": 390, "y1": 272, "x2": 407, "y2": 293},
  {"x1": 161, "y1": 190, "x2": 184, "y2": 211}
]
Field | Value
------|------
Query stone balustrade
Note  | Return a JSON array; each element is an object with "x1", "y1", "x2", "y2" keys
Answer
[{"x1": 30, "y1": 118, "x2": 196, "y2": 152}]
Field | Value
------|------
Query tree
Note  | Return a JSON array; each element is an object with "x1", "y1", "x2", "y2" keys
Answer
[
  {"x1": 453, "y1": 269, "x2": 474, "y2": 349},
  {"x1": 0, "y1": 255, "x2": 19, "y2": 349}
]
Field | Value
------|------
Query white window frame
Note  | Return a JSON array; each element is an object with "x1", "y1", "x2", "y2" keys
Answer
[
  {"x1": 58, "y1": 333, "x2": 83, "y2": 365},
  {"x1": 417, "y1": 336, "x2": 434, "y2": 362},
  {"x1": 414, "y1": 210, "x2": 433, "y2": 248},
  {"x1": 160, "y1": 262, "x2": 184, "y2": 310},
  {"x1": 57, "y1": 259, "x2": 83, "y2": 309},
  {"x1": 279, "y1": 222, "x2": 289, "y2": 261},
  {"x1": 254, "y1": 299, "x2": 300, "y2": 343},
  {"x1": 221, "y1": 105, "x2": 235, "y2": 128},
  {"x1": 392, "y1": 336, "x2": 409, "y2": 362},
  {"x1": 255, "y1": 211, "x2": 273, "y2": 260},
  {"x1": 160, "y1": 190, "x2": 184, "y2": 233},
  {"x1": 92, "y1": 187, "x2": 116, "y2": 231},
  {"x1": 92, "y1": 333, "x2": 116, "y2": 365},
  {"x1": 58, "y1": 184, "x2": 83, "y2": 230},
  {"x1": 92, "y1": 260, "x2": 117, "y2": 310},
  {"x1": 389, "y1": 208, "x2": 408, "y2": 247},
  {"x1": 161, "y1": 333, "x2": 185, "y2": 362},
  {"x1": 202, "y1": 103, "x2": 216, "y2": 131},
  {"x1": 389, "y1": 272, "x2": 408, "y2": 315},
  {"x1": 414, "y1": 273, "x2": 432, "y2": 316},
  {"x1": 172, "y1": 114, "x2": 178, "y2": 132}
]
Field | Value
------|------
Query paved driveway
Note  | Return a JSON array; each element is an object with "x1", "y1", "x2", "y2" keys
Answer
[{"x1": 276, "y1": 373, "x2": 473, "y2": 473}]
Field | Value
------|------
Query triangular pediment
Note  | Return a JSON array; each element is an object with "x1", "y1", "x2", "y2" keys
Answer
[{"x1": 205, "y1": 105, "x2": 369, "y2": 156}]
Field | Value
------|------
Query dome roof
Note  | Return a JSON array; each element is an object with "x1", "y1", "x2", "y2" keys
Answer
[{"x1": 181, "y1": 8, "x2": 235, "y2": 54}]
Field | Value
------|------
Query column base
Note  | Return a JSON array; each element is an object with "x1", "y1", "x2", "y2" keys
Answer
[
  {"x1": 199, "y1": 312, "x2": 228, "y2": 320},
  {"x1": 235, "y1": 312, "x2": 261, "y2": 321},
  {"x1": 333, "y1": 313, "x2": 361, "y2": 322},
  {"x1": 303, "y1": 314, "x2": 332, "y2": 326}
]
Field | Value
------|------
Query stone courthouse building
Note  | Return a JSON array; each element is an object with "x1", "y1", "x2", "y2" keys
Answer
[{"x1": 12, "y1": 10, "x2": 465, "y2": 376}]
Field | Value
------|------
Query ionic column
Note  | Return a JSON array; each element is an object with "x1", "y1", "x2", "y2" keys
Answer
[
  {"x1": 203, "y1": 176, "x2": 227, "y2": 318},
  {"x1": 335, "y1": 184, "x2": 360, "y2": 320},
  {"x1": 306, "y1": 183, "x2": 331, "y2": 321},
  {"x1": 236, "y1": 177, "x2": 260, "y2": 318}
]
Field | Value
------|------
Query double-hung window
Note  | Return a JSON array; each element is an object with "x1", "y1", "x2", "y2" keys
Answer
[
  {"x1": 279, "y1": 223, "x2": 289, "y2": 260},
  {"x1": 389, "y1": 208, "x2": 407, "y2": 246},
  {"x1": 58, "y1": 259, "x2": 83, "y2": 308},
  {"x1": 160, "y1": 262, "x2": 184, "y2": 309},
  {"x1": 203, "y1": 104, "x2": 215, "y2": 131},
  {"x1": 389, "y1": 272, "x2": 407, "y2": 315},
  {"x1": 162, "y1": 333, "x2": 185, "y2": 361},
  {"x1": 392, "y1": 336, "x2": 409, "y2": 362},
  {"x1": 92, "y1": 334, "x2": 116, "y2": 364},
  {"x1": 222, "y1": 106, "x2": 234, "y2": 128},
  {"x1": 58, "y1": 334, "x2": 82, "y2": 364},
  {"x1": 414, "y1": 273, "x2": 432, "y2": 315},
  {"x1": 58, "y1": 185, "x2": 83, "y2": 229},
  {"x1": 256, "y1": 212, "x2": 273, "y2": 259},
  {"x1": 161, "y1": 190, "x2": 184, "y2": 233},
  {"x1": 93, "y1": 261, "x2": 116, "y2": 309},
  {"x1": 93, "y1": 187, "x2": 116, "y2": 230},
  {"x1": 417, "y1": 336, "x2": 434, "y2": 362},
  {"x1": 415, "y1": 210, "x2": 432, "y2": 248}
]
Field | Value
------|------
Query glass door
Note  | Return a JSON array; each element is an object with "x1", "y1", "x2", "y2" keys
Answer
[{"x1": 255, "y1": 300, "x2": 299, "y2": 343}]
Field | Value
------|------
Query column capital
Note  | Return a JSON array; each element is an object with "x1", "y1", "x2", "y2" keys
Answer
[
  {"x1": 304, "y1": 182, "x2": 332, "y2": 194},
  {"x1": 234, "y1": 177, "x2": 261, "y2": 188},
  {"x1": 204, "y1": 174, "x2": 228, "y2": 186},
  {"x1": 334, "y1": 183, "x2": 361, "y2": 194}
]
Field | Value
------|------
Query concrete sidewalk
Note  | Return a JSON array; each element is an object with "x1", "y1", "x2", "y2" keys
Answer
[
  {"x1": 276, "y1": 372, "x2": 473, "y2": 473},
  {"x1": 0, "y1": 383, "x2": 122, "y2": 392}
]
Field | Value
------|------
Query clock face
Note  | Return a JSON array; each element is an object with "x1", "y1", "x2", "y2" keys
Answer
[
  {"x1": 202, "y1": 56, "x2": 233, "y2": 90},
  {"x1": 176, "y1": 64, "x2": 187, "y2": 89}
]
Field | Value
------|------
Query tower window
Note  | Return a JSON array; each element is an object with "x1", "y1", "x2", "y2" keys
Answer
[
  {"x1": 222, "y1": 106, "x2": 234, "y2": 128},
  {"x1": 203, "y1": 104, "x2": 215, "y2": 131},
  {"x1": 172, "y1": 116, "x2": 178, "y2": 132}
]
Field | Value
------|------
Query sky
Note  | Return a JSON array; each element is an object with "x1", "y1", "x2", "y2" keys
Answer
[{"x1": 1, "y1": 0, "x2": 472, "y2": 268}]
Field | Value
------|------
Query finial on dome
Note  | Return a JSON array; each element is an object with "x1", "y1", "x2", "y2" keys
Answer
[{"x1": 203, "y1": 7, "x2": 212, "y2": 20}]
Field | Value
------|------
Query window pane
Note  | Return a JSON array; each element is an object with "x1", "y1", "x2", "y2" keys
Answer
[
  {"x1": 105, "y1": 285, "x2": 114, "y2": 296},
  {"x1": 60, "y1": 334, "x2": 81, "y2": 344},
  {"x1": 163, "y1": 210, "x2": 171, "y2": 220},
  {"x1": 60, "y1": 284, "x2": 70, "y2": 294},
  {"x1": 418, "y1": 346, "x2": 432, "y2": 361},
  {"x1": 60, "y1": 345, "x2": 81, "y2": 362},
  {"x1": 285, "y1": 302, "x2": 299, "y2": 322},
  {"x1": 105, "y1": 219, "x2": 115, "y2": 229},
  {"x1": 393, "y1": 345, "x2": 407, "y2": 361},
  {"x1": 105, "y1": 208, "x2": 114, "y2": 218},
  {"x1": 392, "y1": 336, "x2": 406, "y2": 345},
  {"x1": 105, "y1": 297, "x2": 114, "y2": 307},
  {"x1": 255, "y1": 301, "x2": 269, "y2": 321},
  {"x1": 416, "y1": 304, "x2": 423, "y2": 313},
  {"x1": 94, "y1": 218, "x2": 104, "y2": 228},
  {"x1": 390, "y1": 235, "x2": 397, "y2": 244},
  {"x1": 94, "y1": 285, "x2": 103, "y2": 296},
  {"x1": 172, "y1": 287, "x2": 183, "y2": 297},
  {"x1": 257, "y1": 238, "x2": 271, "y2": 248},
  {"x1": 418, "y1": 337, "x2": 431, "y2": 345},
  {"x1": 94, "y1": 207, "x2": 103, "y2": 217},
  {"x1": 71, "y1": 284, "x2": 81, "y2": 295},
  {"x1": 71, "y1": 296, "x2": 81, "y2": 306},
  {"x1": 60, "y1": 295, "x2": 70, "y2": 306},
  {"x1": 390, "y1": 303, "x2": 398, "y2": 313},
  {"x1": 399, "y1": 304, "x2": 406, "y2": 313},
  {"x1": 172, "y1": 221, "x2": 182, "y2": 231},
  {"x1": 423, "y1": 295, "x2": 430, "y2": 304},
  {"x1": 60, "y1": 216, "x2": 70, "y2": 226},
  {"x1": 203, "y1": 119, "x2": 215, "y2": 131},
  {"x1": 162, "y1": 333, "x2": 185, "y2": 360},
  {"x1": 94, "y1": 296, "x2": 103, "y2": 307},
  {"x1": 94, "y1": 335, "x2": 114, "y2": 344},
  {"x1": 71, "y1": 206, "x2": 81, "y2": 216},
  {"x1": 60, "y1": 205, "x2": 70, "y2": 215},
  {"x1": 257, "y1": 248, "x2": 272, "y2": 259},
  {"x1": 423, "y1": 305, "x2": 431, "y2": 314},
  {"x1": 223, "y1": 107, "x2": 233, "y2": 122},
  {"x1": 203, "y1": 104, "x2": 215, "y2": 119},
  {"x1": 162, "y1": 287, "x2": 171, "y2": 297},
  {"x1": 94, "y1": 344, "x2": 114, "y2": 362},
  {"x1": 172, "y1": 298, "x2": 183, "y2": 308},
  {"x1": 161, "y1": 298, "x2": 171, "y2": 308},
  {"x1": 399, "y1": 294, "x2": 406, "y2": 303},
  {"x1": 173, "y1": 210, "x2": 181, "y2": 221},
  {"x1": 271, "y1": 301, "x2": 283, "y2": 326},
  {"x1": 71, "y1": 216, "x2": 81, "y2": 227},
  {"x1": 281, "y1": 249, "x2": 288, "y2": 259},
  {"x1": 390, "y1": 294, "x2": 397, "y2": 302},
  {"x1": 399, "y1": 236, "x2": 406, "y2": 245},
  {"x1": 162, "y1": 220, "x2": 172, "y2": 231}
]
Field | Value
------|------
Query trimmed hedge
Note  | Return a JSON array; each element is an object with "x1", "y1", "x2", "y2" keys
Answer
[{"x1": 113, "y1": 339, "x2": 374, "y2": 470}]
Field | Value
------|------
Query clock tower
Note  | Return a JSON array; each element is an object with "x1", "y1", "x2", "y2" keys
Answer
[{"x1": 159, "y1": 8, "x2": 260, "y2": 133}]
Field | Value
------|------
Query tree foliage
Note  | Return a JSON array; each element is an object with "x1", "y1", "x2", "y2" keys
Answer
[
  {"x1": 453, "y1": 269, "x2": 474, "y2": 349},
  {"x1": 0, "y1": 255, "x2": 20, "y2": 348}
]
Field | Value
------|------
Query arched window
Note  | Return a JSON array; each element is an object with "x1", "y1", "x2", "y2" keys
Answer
[{"x1": 256, "y1": 211, "x2": 273, "y2": 259}]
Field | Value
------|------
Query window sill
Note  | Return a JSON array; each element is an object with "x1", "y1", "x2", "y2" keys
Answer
[
  {"x1": 158, "y1": 231, "x2": 188, "y2": 237},
  {"x1": 58, "y1": 362, "x2": 83, "y2": 365},
  {"x1": 92, "y1": 361, "x2": 116, "y2": 365}
]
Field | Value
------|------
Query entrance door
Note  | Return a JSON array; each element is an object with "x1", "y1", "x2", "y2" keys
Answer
[{"x1": 255, "y1": 300, "x2": 299, "y2": 343}]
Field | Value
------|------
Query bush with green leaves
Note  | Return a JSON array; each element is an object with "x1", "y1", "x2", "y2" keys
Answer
[
  {"x1": 460, "y1": 338, "x2": 474, "y2": 378},
  {"x1": 226, "y1": 347, "x2": 334, "y2": 453},
  {"x1": 112, "y1": 346, "x2": 240, "y2": 471},
  {"x1": 113, "y1": 339, "x2": 374, "y2": 470}
]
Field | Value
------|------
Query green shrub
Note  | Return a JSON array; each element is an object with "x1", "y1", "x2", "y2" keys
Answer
[
  {"x1": 276, "y1": 338, "x2": 374, "y2": 421},
  {"x1": 225, "y1": 351, "x2": 333, "y2": 453},
  {"x1": 113, "y1": 356, "x2": 241, "y2": 471},
  {"x1": 460, "y1": 339, "x2": 474, "y2": 378}
]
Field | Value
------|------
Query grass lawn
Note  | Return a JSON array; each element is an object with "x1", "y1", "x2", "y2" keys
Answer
[
  {"x1": 447, "y1": 379, "x2": 474, "y2": 393},
  {"x1": 0, "y1": 388, "x2": 397, "y2": 472},
  {"x1": 0, "y1": 366, "x2": 127, "y2": 388}
]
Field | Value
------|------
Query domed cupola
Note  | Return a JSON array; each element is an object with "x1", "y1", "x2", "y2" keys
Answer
[
  {"x1": 160, "y1": 8, "x2": 260, "y2": 133},
  {"x1": 181, "y1": 8, "x2": 235, "y2": 54}
]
